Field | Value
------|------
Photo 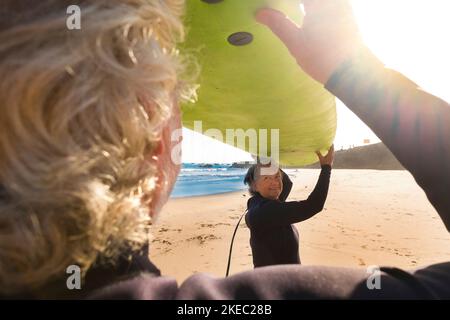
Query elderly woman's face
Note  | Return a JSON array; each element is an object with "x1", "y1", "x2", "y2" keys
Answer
[{"x1": 254, "y1": 169, "x2": 283, "y2": 200}]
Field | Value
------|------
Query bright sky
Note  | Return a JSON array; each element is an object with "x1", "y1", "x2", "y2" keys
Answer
[{"x1": 182, "y1": 0, "x2": 450, "y2": 163}]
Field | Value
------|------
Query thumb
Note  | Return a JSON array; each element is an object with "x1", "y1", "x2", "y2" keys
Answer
[{"x1": 255, "y1": 8, "x2": 304, "y2": 58}]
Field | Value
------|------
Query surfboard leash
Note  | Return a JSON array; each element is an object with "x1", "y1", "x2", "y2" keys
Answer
[{"x1": 225, "y1": 210, "x2": 247, "y2": 277}]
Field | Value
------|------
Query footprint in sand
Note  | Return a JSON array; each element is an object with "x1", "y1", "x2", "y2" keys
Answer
[
  {"x1": 187, "y1": 234, "x2": 220, "y2": 245},
  {"x1": 199, "y1": 223, "x2": 232, "y2": 228},
  {"x1": 151, "y1": 239, "x2": 173, "y2": 246}
]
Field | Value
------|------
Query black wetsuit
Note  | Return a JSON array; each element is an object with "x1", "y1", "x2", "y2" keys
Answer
[
  {"x1": 245, "y1": 166, "x2": 331, "y2": 268},
  {"x1": 9, "y1": 49, "x2": 450, "y2": 299}
]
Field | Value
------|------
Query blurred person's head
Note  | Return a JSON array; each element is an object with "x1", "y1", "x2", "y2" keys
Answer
[
  {"x1": 0, "y1": 0, "x2": 196, "y2": 295},
  {"x1": 244, "y1": 161, "x2": 282, "y2": 200}
]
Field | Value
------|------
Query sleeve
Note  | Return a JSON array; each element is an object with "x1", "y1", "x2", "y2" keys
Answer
[
  {"x1": 248, "y1": 165, "x2": 331, "y2": 228},
  {"x1": 325, "y1": 48, "x2": 450, "y2": 231},
  {"x1": 278, "y1": 169, "x2": 293, "y2": 202}
]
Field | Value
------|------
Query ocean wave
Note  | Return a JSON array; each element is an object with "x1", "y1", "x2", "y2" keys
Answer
[{"x1": 171, "y1": 164, "x2": 249, "y2": 197}]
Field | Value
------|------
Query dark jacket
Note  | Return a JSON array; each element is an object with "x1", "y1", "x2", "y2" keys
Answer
[{"x1": 245, "y1": 166, "x2": 331, "y2": 267}]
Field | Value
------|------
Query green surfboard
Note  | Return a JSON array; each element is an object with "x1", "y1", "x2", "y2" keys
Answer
[{"x1": 181, "y1": 0, "x2": 336, "y2": 166}]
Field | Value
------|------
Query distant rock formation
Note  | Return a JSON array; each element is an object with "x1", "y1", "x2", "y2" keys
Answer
[
  {"x1": 301, "y1": 143, "x2": 405, "y2": 170},
  {"x1": 230, "y1": 161, "x2": 254, "y2": 169}
]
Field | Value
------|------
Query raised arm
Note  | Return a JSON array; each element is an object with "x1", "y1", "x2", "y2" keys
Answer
[
  {"x1": 278, "y1": 170, "x2": 293, "y2": 202},
  {"x1": 325, "y1": 49, "x2": 450, "y2": 230},
  {"x1": 256, "y1": 0, "x2": 450, "y2": 230}
]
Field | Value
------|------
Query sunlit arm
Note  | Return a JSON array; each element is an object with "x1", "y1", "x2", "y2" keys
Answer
[{"x1": 325, "y1": 48, "x2": 450, "y2": 230}]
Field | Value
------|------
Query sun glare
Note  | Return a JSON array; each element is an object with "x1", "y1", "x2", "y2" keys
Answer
[{"x1": 351, "y1": 0, "x2": 450, "y2": 101}]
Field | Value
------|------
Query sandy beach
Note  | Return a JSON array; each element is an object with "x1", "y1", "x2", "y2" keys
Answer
[{"x1": 150, "y1": 169, "x2": 450, "y2": 284}]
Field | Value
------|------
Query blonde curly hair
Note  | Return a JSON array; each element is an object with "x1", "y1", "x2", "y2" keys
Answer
[{"x1": 0, "y1": 0, "x2": 195, "y2": 295}]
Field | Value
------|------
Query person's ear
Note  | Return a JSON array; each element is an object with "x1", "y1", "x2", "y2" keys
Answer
[
  {"x1": 145, "y1": 115, "x2": 182, "y2": 219},
  {"x1": 152, "y1": 138, "x2": 164, "y2": 157}
]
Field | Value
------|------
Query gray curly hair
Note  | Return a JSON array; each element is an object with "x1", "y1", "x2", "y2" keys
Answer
[{"x1": 0, "y1": 0, "x2": 196, "y2": 295}]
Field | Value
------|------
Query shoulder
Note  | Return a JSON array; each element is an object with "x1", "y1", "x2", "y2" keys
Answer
[
  {"x1": 88, "y1": 264, "x2": 373, "y2": 299},
  {"x1": 245, "y1": 194, "x2": 274, "y2": 226},
  {"x1": 247, "y1": 194, "x2": 272, "y2": 210},
  {"x1": 87, "y1": 273, "x2": 178, "y2": 299}
]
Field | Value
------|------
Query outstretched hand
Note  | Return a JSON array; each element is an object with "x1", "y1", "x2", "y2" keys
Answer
[
  {"x1": 255, "y1": 0, "x2": 363, "y2": 85},
  {"x1": 316, "y1": 145, "x2": 334, "y2": 166}
]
